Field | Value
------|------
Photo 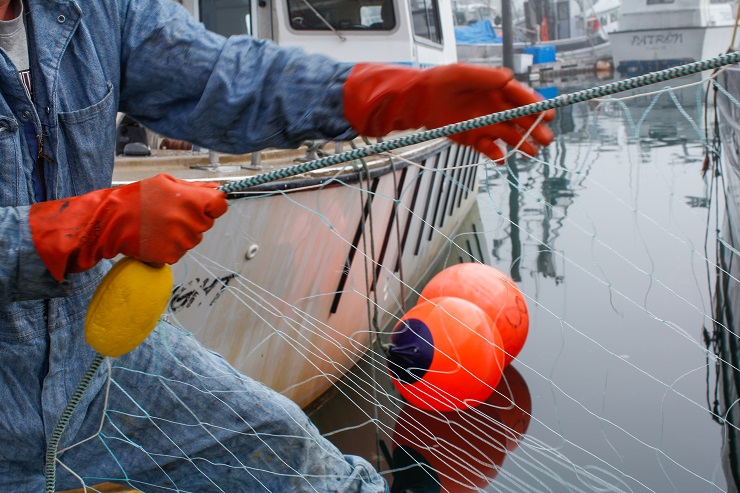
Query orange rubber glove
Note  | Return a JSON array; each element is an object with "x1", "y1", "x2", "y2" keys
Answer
[
  {"x1": 343, "y1": 63, "x2": 555, "y2": 162},
  {"x1": 29, "y1": 173, "x2": 228, "y2": 282}
]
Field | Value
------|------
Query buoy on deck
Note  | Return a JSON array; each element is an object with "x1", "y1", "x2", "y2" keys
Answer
[
  {"x1": 386, "y1": 296, "x2": 505, "y2": 411},
  {"x1": 420, "y1": 263, "x2": 529, "y2": 366}
]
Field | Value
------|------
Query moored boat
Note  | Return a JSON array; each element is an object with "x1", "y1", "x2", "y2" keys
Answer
[
  {"x1": 706, "y1": 56, "x2": 740, "y2": 493},
  {"x1": 113, "y1": 0, "x2": 485, "y2": 409},
  {"x1": 454, "y1": 0, "x2": 614, "y2": 71},
  {"x1": 609, "y1": 0, "x2": 735, "y2": 77}
]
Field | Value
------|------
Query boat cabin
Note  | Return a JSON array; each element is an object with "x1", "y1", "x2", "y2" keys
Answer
[
  {"x1": 178, "y1": 0, "x2": 458, "y2": 66},
  {"x1": 617, "y1": 0, "x2": 734, "y2": 31}
]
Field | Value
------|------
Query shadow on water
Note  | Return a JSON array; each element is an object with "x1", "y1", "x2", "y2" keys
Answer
[{"x1": 310, "y1": 73, "x2": 732, "y2": 492}]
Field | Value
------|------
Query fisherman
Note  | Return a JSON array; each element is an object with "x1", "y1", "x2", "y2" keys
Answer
[{"x1": 0, "y1": 0, "x2": 554, "y2": 490}]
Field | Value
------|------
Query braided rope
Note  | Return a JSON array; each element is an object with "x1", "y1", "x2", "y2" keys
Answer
[
  {"x1": 218, "y1": 50, "x2": 740, "y2": 194},
  {"x1": 45, "y1": 353, "x2": 105, "y2": 493}
]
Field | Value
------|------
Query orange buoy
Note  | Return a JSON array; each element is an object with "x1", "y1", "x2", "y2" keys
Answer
[
  {"x1": 390, "y1": 365, "x2": 532, "y2": 492},
  {"x1": 420, "y1": 263, "x2": 529, "y2": 367},
  {"x1": 387, "y1": 296, "x2": 505, "y2": 412}
]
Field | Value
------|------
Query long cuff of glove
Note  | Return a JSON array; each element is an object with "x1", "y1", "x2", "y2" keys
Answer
[
  {"x1": 343, "y1": 63, "x2": 428, "y2": 136},
  {"x1": 28, "y1": 188, "x2": 133, "y2": 282}
]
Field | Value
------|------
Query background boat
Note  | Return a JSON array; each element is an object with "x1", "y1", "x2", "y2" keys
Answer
[
  {"x1": 609, "y1": 0, "x2": 736, "y2": 76},
  {"x1": 454, "y1": 0, "x2": 615, "y2": 71},
  {"x1": 591, "y1": 0, "x2": 620, "y2": 34}
]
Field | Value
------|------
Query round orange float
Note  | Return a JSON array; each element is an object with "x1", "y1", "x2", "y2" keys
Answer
[
  {"x1": 420, "y1": 263, "x2": 529, "y2": 366},
  {"x1": 386, "y1": 296, "x2": 505, "y2": 412}
]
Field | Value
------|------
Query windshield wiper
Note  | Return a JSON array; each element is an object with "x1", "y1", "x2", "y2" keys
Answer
[{"x1": 299, "y1": 0, "x2": 347, "y2": 41}]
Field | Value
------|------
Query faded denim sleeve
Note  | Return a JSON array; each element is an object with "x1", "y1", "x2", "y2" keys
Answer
[
  {"x1": 0, "y1": 207, "x2": 71, "y2": 302},
  {"x1": 118, "y1": 0, "x2": 357, "y2": 153}
]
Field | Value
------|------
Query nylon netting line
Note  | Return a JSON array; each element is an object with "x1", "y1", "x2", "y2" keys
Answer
[{"x1": 44, "y1": 55, "x2": 740, "y2": 493}]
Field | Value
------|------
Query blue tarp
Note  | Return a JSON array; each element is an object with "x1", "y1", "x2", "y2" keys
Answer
[{"x1": 454, "y1": 19, "x2": 502, "y2": 45}]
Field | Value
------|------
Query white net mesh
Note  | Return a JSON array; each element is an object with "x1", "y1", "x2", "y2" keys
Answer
[{"x1": 52, "y1": 70, "x2": 740, "y2": 493}]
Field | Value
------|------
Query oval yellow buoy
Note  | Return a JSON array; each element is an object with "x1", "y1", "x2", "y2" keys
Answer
[{"x1": 85, "y1": 257, "x2": 173, "y2": 358}]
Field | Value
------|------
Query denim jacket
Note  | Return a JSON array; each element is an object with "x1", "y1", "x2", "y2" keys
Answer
[
  {"x1": 2, "y1": 0, "x2": 355, "y2": 300},
  {"x1": 0, "y1": 0, "x2": 355, "y2": 471}
]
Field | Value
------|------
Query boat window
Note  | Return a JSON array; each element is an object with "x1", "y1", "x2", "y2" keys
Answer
[
  {"x1": 646, "y1": 0, "x2": 674, "y2": 4},
  {"x1": 555, "y1": 0, "x2": 569, "y2": 39},
  {"x1": 287, "y1": 0, "x2": 396, "y2": 31},
  {"x1": 200, "y1": 0, "x2": 252, "y2": 36},
  {"x1": 411, "y1": 0, "x2": 442, "y2": 44}
]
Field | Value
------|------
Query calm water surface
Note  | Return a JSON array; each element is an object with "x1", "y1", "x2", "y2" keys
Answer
[{"x1": 310, "y1": 76, "x2": 728, "y2": 492}]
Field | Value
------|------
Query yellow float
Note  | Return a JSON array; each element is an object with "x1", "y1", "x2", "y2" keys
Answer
[{"x1": 85, "y1": 257, "x2": 173, "y2": 358}]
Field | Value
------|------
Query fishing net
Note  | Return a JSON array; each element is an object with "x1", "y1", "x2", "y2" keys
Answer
[{"x1": 50, "y1": 63, "x2": 740, "y2": 493}]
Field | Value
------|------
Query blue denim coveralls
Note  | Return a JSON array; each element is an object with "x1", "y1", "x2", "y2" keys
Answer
[{"x1": 0, "y1": 0, "x2": 386, "y2": 490}]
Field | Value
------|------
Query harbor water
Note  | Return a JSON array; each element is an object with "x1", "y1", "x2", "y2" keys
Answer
[{"x1": 309, "y1": 75, "x2": 730, "y2": 492}]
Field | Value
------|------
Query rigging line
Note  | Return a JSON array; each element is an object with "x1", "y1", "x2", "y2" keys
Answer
[
  {"x1": 356, "y1": 139, "x2": 381, "y2": 337},
  {"x1": 218, "y1": 51, "x2": 740, "y2": 194},
  {"x1": 384, "y1": 149, "x2": 411, "y2": 315},
  {"x1": 595, "y1": 65, "x2": 726, "y2": 104},
  {"x1": 704, "y1": 82, "x2": 723, "y2": 420},
  {"x1": 348, "y1": 137, "x2": 383, "y2": 351}
]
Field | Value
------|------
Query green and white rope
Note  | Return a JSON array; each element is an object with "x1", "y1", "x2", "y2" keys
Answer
[
  {"x1": 218, "y1": 50, "x2": 740, "y2": 194},
  {"x1": 45, "y1": 353, "x2": 105, "y2": 493}
]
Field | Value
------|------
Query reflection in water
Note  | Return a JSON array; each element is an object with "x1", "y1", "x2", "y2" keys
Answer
[
  {"x1": 536, "y1": 116, "x2": 577, "y2": 285},
  {"x1": 710, "y1": 232, "x2": 740, "y2": 493},
  {"x1": 508, "y1": 156, "x2": 522, "y2": 282},
  {"x1": 390, "y1": 365, "x2": 531, "y2": 493},
  {"x1": 492, "y1": 104, "x2": 585, "y2": 285},
  {"x1": 486, "y1": 79, "x2": 709, "y2": 288}
]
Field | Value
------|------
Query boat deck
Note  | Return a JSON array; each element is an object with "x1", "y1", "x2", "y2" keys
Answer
[{"x1": 112, "y1": 133, "x2": 441, "y2": 188}]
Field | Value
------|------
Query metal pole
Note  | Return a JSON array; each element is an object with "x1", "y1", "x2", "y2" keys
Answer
[
  {"x1": 501, "y1": 0, "x2": 514, "y2": 70},
  {"x1": 507, "y1": 154, "x2": 521, "y2": 281},
  {"x1": 208, "y1": 149, "x2": 220, "y2": 167}
]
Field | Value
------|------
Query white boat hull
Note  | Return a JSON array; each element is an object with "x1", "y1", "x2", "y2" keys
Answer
[
  {"x1": 610, "y1": 25, "x2": 734, "y2": 75},
  {"x1": 150, "y1": 140, "x2": 482, "y2": 409},
  {"x1": 115, "y1": 0, "x2": 483, "y2": 410},
  {"x1": 457, "y1": 34, "x2": 612, "y2": 67}
]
